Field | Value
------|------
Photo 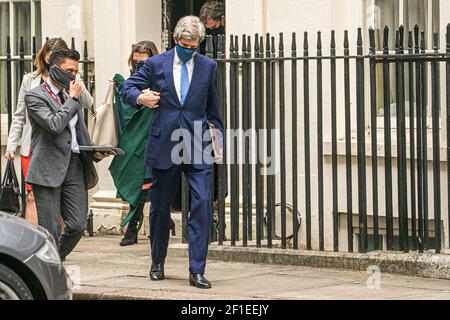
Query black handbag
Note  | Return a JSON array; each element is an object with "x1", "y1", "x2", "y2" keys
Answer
[{"x1": 0, "y1": 159, "x2": 22, "y2": 216}]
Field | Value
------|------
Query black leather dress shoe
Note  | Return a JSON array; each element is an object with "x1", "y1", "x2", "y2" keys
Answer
[
  {"x1": 189, "y1": 273, "x2": 212, "y2": 289},
  {"x1": 149, "y1": 262, "x2": 165, "y2": 281}
]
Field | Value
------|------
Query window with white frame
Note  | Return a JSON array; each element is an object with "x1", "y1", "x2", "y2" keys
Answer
[
  {"x1": 0, "y1": 0, "x2": 42, "y2": 114},
  {"x1": 365, "y1": 0, "x2": 440, "y2": 118}
]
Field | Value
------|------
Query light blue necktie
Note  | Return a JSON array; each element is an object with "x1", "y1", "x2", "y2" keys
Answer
[{"x1": 180, "y1": 62, "x2": 190, "y2": 106}]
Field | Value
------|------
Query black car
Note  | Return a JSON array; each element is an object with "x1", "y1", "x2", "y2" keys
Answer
[{"x1": 0, "y1": 211, "x2": 72, "y2": 300}]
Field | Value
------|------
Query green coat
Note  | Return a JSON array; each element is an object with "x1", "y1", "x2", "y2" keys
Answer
[{"x1": 108, "y1": 74, "x2": 153, "y2": 227}]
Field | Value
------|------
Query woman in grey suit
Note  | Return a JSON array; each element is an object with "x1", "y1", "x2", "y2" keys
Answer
[{"x1": 4, "y1": 38, "x2": 94, "y2": 224}]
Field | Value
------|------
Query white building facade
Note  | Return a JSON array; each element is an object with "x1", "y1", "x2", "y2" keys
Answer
[{"x1": 1, "y1": 0, "x2": 449, "y2": 252}]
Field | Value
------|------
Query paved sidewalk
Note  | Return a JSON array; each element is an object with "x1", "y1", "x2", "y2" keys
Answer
[{"x1": 67, "y1": 236, "x2": 450, "y2": 300}]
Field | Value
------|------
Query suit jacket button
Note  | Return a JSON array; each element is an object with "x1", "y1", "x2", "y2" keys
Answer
[{"x1": 68, "y1": 141, "x2": 71, "y2": 145}]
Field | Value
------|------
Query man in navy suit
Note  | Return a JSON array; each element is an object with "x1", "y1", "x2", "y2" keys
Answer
[{"x1": 120, "y1": 16, "x2": 224, "y2": 289}]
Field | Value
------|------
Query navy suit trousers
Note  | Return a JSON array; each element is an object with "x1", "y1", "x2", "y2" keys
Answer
[{"x1": 149, "y1": 164, "x2": 212, "y2": 275}]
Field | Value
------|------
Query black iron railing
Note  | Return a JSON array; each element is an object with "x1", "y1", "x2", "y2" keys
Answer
[{"x1": 182, "y1": 24, "x2": 450, "y2": 254}]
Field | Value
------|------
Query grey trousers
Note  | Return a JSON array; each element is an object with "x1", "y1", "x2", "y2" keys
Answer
[{"x1": 32, "y1": 154, "x2": 88, "y2": 259}]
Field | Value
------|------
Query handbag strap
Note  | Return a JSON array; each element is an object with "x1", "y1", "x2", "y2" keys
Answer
[
  {"x1": 2, "y1": 160, "x2": 19, "y2": 188},
  {"x1": 103, "y1": 80, "x2": 115, "y2": 105},
  {"x1": 1, "y1": 160, "x2": 11, "y2": 186}
]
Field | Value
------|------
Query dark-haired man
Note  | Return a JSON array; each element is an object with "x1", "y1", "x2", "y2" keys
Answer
[
  {"x1": 25, "y1": 49, "x2": 108, "y2": 260},
  {"x1": 199, "y1": 0, "x2": 225, "y2": 58}
]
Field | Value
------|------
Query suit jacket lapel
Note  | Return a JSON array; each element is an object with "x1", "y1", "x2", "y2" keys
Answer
[
  {"x1": 40, "y1": 85, "x2": 62, "y2": 112},
  {"x1": 182, "y1": 54, "x2": 202, "y2": 107},
  {"x1": 163, "y1": 50, "x2": 182, "y2": 107}
]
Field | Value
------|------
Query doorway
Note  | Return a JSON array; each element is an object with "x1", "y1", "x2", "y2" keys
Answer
[{"x1": 162, "y1": 0, "x2": 225, "y2": 50}]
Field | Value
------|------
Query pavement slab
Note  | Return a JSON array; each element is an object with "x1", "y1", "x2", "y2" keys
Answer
[{"x1": 67, "y1": 236, "x2": 450, "y2": 300}]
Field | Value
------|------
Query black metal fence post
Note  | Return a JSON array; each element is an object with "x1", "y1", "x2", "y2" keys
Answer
[
  {"x1": 217, "y1": 34, "x2": 227, "y2": 245},
  {"x1": 395, "y1": 27, "x2": 409, "y2": 253},
  {"x1": 343, "y1": 30, "x2": 353, "y2": 252},
  {"x1": 356, "y1": 28, "x2": 367, "y2": 253},
  {"x1": 246, "y1": 35, "x2": 253, "y2": 242},
  {"x1": 447, "y1": 24, "x2": 450, "y2": 250},
  {"x1": 304, "y1": 32, "x2": 312, "y2": 250},
  {"x1": 242, "y1": 34, "x2": 249, "y2": 248},
  {"x1": 330, "y1": 30, "x2": 339, "y2": 252},
  {"x1": 415, "y1": 26, "x2": 424, "y2": 253},
  {"x1": 279, "y1": 33, "x2": 287, "y2": 249},
  {"x1": 317, "y1": 31, "x2": 324, "y2": 251},
  {"x1": 383, "y1": 27, "x2": 394, "y2": 251},
  {"x1": 254, "y1": 34, "x2": 264, "y2": 248},
  {"x1": 420, "y1": 31, "x2": 429, "y2": 250},
  {"x1": 408, "y1": 30, "x2": 417, "y2": 251},
  {"x1": 431, "y1": 32, "x2": 441, "y2": 254},
  {"x1": 369, "y1": 28, "x2": 380, "y2": 250},
  {"x1": 265, "y1": 33, "x2": 273, "y2": 248},
  {"x1": 292, "y1": 32, "x2": 300, "y2": 250}
]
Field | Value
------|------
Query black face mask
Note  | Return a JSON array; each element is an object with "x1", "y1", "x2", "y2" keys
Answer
[
  {"x1": 208, "y1": 25, "x2": 225, "y2": 36},
  {"x1": 49, "y1": 65, "x2": 76, "y2": 90},
  {"x1": 131, "y1": 61, "x2": 145, "y2": 75}
]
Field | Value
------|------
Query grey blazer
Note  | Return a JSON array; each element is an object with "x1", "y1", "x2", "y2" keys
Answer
[
  {"x1": 6, "y1": 73, "x2": 94, "y2": 157},
  {"x1": 24, "y1": 83, "x2": 97, "y2": 189}
]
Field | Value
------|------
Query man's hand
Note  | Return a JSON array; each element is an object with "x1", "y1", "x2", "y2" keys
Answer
[
  {"x1": 137, "y1": 91, "x2": 160, "y2": 109},
  {"x1": 94, "y1": 152, "x2": 110, "y2": 161},
  {"x1": 4, "y1": 151, "x2": 15, "y2": 160},
  {"x1": 69, "y1": 80, "x2": 83, "y2": 99}
]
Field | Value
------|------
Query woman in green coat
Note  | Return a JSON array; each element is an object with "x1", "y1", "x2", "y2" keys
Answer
[{"x1": 109, "y1": 41, "x2": 175, "y2": 246}]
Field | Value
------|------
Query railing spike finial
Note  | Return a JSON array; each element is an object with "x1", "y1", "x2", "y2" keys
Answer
[
  {"x1": 32, "y1": 36, "x2": 37, "y2": 56},
  {"x1": 205, "y1": 35, "x2": 214, "y2": 58},
  {"x1": 395, "y1": 30, "x2": 400, "y2": 50},
  {"x1": 216, "y1": 34, "x2": 223, "y2": 55},
  {"x1": 259, "y1": 36, "x2": 264, "y2": 54},
  {"x1": 408, "y1": 31, "x2": 413, "y2": 50},
  {"x1": 304, "y1": 31, "x2": 309, "y2": 50},
  {"x1": 383, "y1": 26, "x2": 389, "y2": 50},
  {"x1": 414, "y1": 25, "x2": 419, "y2": 49},
  {"x1": 420, "y1": 31, "x2": 426, "y2": 51},
  {"x1": 292, "y1": 32, "x2": 297, "y2": 51},
  {"x1": 271, "y1": 36, "x2": 276, "y2": 54},
  {"x1": 344, "y1": 30, "x2": 349, "y2": 49},
  {"x1": 234, "y1": 35, "x2": 239, "y2": 56},
  {"x1": 369, "y1": 28, "x2": 375, "y2": 54},
  {"x1": 447, "y1": 24, "x2": 450, "y2": 50},
  {"x1": 19, "y1": 36, "x2": 25, "y2": 54},
  {"x1": 266, "y1": 32, "x2": 271, "y2": 53},
  {"x1": 433, "y1": 32, "x2": 439, "y2": 52},
  {"x1": 254, "y1": 33, "x2": 259, "y2": 54},
  {"x1": 330, "y1": 30, "x2": 336, "y2": 49},
  {"x1": 399, "y1": 25, "x2": 404, "y2": 49},
  {"x1": 71, "y1": 37, "x2": 76, "y2": 50},
  {"x1": 6, "y1": 36, "x2": 11, "y2": 54},
  {"x1": 230, "y1": 34, "x2": 235, "y2": 56},
  {"x1": 357, "y1": 27, "x2": 363, "y2": 47},
  {"x1": 317, "y1": 31, "x2": 322, "y2": 51},
  {"x1": 247, "y1": 35, "x2": 251, "y2": 55},
  {"x1": 279, "y1": 32, "x2": 284, "y2": 52},
  {"x1": 242, "y1": 34, "x2": 247, "y2": 55}
]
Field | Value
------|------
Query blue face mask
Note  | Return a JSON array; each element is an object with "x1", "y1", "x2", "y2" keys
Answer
[{"x1": 176, "y1": 44, "x2": 198, "y2": 63}]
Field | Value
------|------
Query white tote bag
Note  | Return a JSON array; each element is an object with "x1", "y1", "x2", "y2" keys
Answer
[{"x1": 91, "y1": 80, "x2": 119, "y2": 147}]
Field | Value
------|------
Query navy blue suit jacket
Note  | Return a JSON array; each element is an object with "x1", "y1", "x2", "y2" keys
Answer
[{"x1": 120, "y1": 49, "x2": 224, "y2": 170}]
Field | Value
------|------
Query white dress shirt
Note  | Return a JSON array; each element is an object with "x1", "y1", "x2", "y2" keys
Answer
[
  {"x1": 47, "y1": 80, "x2": 80, "y2": 153},
  {"x1": 173, "y1": 50, "x2": 195, "y2": 101}
]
